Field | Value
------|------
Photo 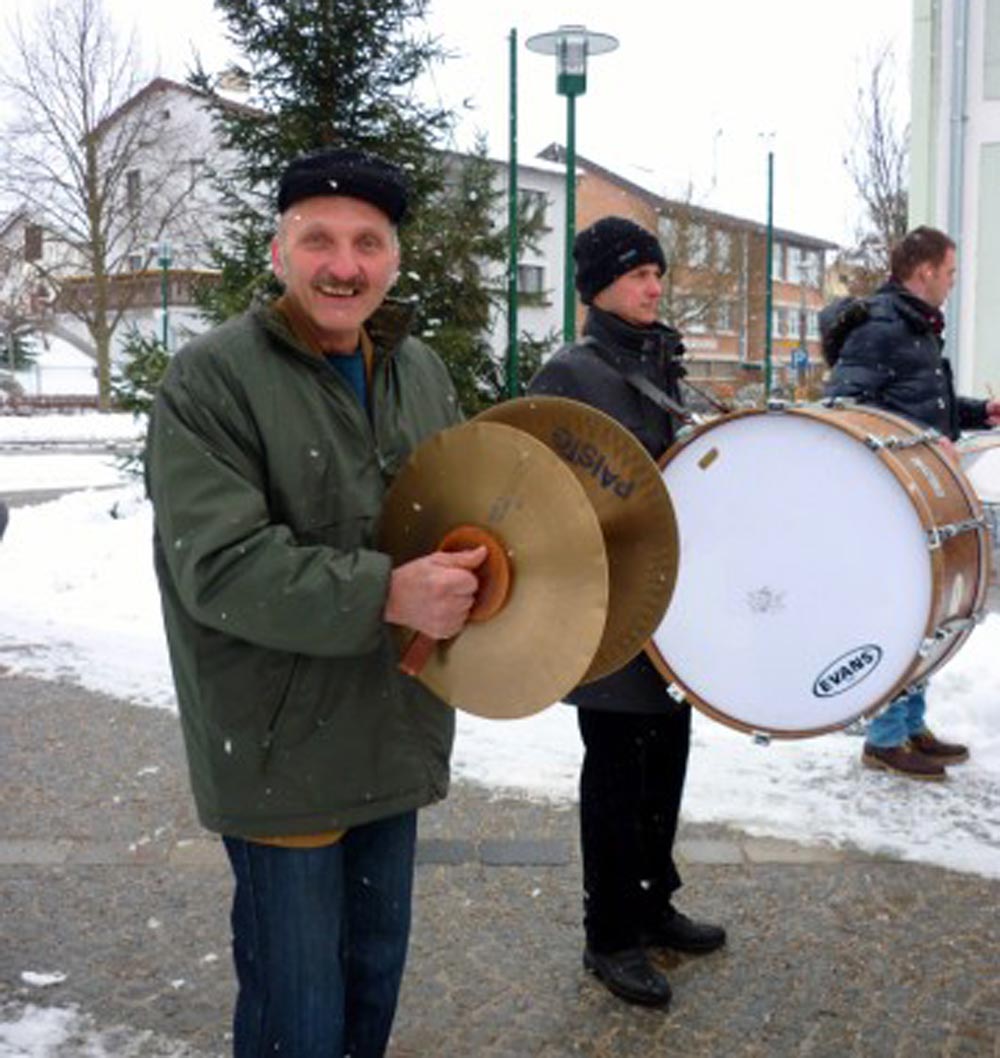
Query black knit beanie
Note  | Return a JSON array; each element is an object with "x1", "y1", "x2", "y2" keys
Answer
[
  {"x1": 277, "y1": 148, "x2": 409, "y2": 224},
  {"x1": 574, "y1": 217, "x2": 667, "y2": 304}
]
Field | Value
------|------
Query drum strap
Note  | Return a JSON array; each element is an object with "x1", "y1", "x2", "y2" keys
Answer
[{"x1": 579, "y1": 336, "x2": 694, "y2": 426}]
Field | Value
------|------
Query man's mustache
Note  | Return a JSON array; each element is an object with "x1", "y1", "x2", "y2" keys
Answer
[{"x1": 311, "y1": 272, "x2": 368, "y2": 292}]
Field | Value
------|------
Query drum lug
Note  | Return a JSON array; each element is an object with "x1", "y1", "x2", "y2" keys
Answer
[
  {"x1": 751, "y1": 731, "x2": 771, "y2": 747},
  {"x1": 927, "y1": 518, "x2": 987, "y2": 548},
  {"x1": 919, "y1": 618, "x2": 977, "y2": 656},
  {"x1": 866, "y1": 431, "x2": 942, "y2": 451}
]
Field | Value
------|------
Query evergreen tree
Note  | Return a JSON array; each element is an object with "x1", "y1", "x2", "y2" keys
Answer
[
  {"x1": 0, "y1": 327, "x2": 39, "y2": 373},
  {"x1": 191, "y1": 0, "x2": 547, "y2": 414},
  {"x1": 110, "y1": 328, "x2": 170, "y2": 476}
]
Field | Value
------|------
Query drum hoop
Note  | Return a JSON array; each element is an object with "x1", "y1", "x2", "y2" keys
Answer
[{"x1": 648, "y1": 404, "x2": 989, "y2": 738}]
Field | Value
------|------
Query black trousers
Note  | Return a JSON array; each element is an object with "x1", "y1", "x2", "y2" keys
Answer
[{"x1": 577, "y1": 705, "x2": 692, "y2": 953}]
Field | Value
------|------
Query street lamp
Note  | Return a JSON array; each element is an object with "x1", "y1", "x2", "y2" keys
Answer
[{"x1": 526, "y1": 25, "x2": 618, "y2": 342}]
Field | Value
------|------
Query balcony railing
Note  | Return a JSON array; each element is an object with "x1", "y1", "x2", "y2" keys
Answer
[{"x1": 52, "y1": 269, "x2": 219, "y2": 314}]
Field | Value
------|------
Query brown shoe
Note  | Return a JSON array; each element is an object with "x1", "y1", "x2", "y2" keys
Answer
[
  {"x1": 909, "y1": 729, "x2": 969, "y2": 765},
  {"x1": 861, "y1": 743, "x2": 947, "y2": 781}
]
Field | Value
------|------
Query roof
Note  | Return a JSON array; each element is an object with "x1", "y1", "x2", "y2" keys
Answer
[
  {"x1": 90, "y1": 76, "x2": 262, "y2": 141},
  {"x1": 538, "y1": 143, "x2": 839, "y2": 251},
  {"x1": 0, "y1": 207, "x2": 30, "y2": 242}
]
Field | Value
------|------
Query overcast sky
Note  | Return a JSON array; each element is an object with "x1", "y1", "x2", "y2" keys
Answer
[{"x1": 5, "y1": 0, "x2": 913, "y2": 245}]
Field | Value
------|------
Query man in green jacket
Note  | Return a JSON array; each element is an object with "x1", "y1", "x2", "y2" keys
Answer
[{"x1": 146, "y1": 148, "x2": 485, "y2": 1058}]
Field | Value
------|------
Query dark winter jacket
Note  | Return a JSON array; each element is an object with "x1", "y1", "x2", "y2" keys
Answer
[
  {"x1": 527, "y1": 306, "x2": 687, "y2": 715},
  {"x1": 823, "y1": 280, "x2": 988, "y2": 440},
  {"x1": 146, "y1": 300, "x2": 462, "y2": 838}
]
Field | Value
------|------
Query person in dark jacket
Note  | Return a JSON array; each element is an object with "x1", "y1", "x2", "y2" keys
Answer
[
  {"x1": 146, "y1": 149, "x2": 485, "y2": 1058},
  {"x1": 528, "y1": 216, "x2": 726, "y2": 1009},
  {"x1": 825, "y1": 225, "x2": 1000, "y2": 781}
]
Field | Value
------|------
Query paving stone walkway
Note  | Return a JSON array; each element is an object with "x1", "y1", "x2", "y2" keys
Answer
[{"x1": 2, "y1": 673, "x2": 998, "y2": 1057}]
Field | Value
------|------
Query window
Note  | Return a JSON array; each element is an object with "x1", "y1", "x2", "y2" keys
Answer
[
  {"x1": 518, "y1": 188, "x2": 547, "y2": 221},
  {"x1": 773, "y1": 306, "x2": 791, "y2": 337},
  {"x1": 517, "y1": 264, "x2": 545, "y2": 295},
  {"x1": 771, "y1": 241, "x2": 784, "y2": 281},
  {"x1": 680, "y1": 296, "x2": 709, "y2": 333},
  {"x1": 688, "y1": 224, "x2": 710, "y2": 268},
  {"x1": 788, "y1": 246, "x2": 816, "y2": 284},
  {"x1": 24, "y1": 224, "x2": 43, "y2": 262},
  {"x1": 127, "y1": 253, "x2": 144, "y2": 272},
  {"x1": 715, "y1": 230, "x2": 732, "y2": 271},
  {"x1": 126, "y1": 169, "x2": 142, "y2": 213},
  {"x1": 716, "y1": 301, "x2": 737, "y2": 333},
  {"x1": 787, "y1": 245, "x2": 801, "y2": 280},
  {"x1": 807, "y1": 309, "x2": 820, "y2": 340}
]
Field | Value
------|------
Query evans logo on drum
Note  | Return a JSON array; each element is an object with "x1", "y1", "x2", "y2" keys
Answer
[{"x1": 813, "y1": 645, "x2": 883, "y2": 698}]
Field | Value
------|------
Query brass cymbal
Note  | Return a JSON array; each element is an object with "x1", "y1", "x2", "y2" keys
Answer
[
  {"x1": 378, "y1": 421, "x2": 609, "y2": 719},
  {"x1": 476, "y1": 396, "x2": 678, "y2": 682}
]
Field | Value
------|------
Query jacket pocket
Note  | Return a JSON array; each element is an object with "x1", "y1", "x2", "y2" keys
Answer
[{"x1": 261, "y1": 655, "x2": 302, "y2": 758}]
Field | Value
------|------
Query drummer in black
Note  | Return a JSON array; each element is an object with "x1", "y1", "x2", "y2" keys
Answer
[{"x1": 527, "y1": 216, "x2": 725, "y2": 1008}]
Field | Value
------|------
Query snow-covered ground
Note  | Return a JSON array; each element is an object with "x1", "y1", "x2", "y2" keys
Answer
[
  {"x1": 2, "y1": 412, "x2": 1000, "y2": 1056},
  {"x1": 2, "y1": 413, "x2": 998, "y2": 884}
]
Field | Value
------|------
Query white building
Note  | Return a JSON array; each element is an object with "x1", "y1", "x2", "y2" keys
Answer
[
  {"x1": 1, "y1": 77, "x2": 569, "y2": 397},
  {"x1": 910, "y1": 0, "x2": 1000, "y2": 392},
  {"x1": 0, "y1": 78, "x2": 232, "y2": 397},
  {"x1": 471, "y1": 153, "x2": 566, "y2": 356}
]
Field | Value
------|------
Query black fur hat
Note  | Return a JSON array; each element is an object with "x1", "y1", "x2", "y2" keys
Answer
[
  {"x1": 277, "y1": 148, "x2": 409, "y2": 224},
  {"x1": 574, "y1": 216, "x2": 666, "y2": 304}
]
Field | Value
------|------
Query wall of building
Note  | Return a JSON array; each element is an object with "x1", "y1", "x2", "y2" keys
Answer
[
  {"x1": 910, "y1": 0, "x2": 1000, "y2": 394},
  {"x1": 488, "y1": 159, "x2": 566, "y2": 354},
  {"x1": 573, "y1": 166, "x2": 828, "y2": 393}
]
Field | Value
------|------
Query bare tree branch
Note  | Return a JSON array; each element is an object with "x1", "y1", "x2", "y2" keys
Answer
[
  {"x1": 0, "y1": 0, "x2": 203, "y2": 408},
  {"x1": 841, "y1": 46, "x2": 909, "y2": 293}
]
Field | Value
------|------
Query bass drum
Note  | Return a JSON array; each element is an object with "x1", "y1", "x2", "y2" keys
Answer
[
  {"x1": 647, "y1": 404, "x2": 990, "y2": 738},
  {"x1": 957, "y1": 431, "x2": 1000, "y2": 600}
]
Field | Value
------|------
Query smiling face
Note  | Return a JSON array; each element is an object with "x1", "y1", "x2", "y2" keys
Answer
[
  {"x1": 592, "y1": 262, "x2": 664, "y2": 327},
  {"x1": 271, "y1": 195, "x2": 400, "y2": 353}
]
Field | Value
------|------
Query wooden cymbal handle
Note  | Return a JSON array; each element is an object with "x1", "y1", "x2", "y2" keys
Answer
[
  {"x1": 397, "y1": 524, "x2": 511, "y2": 678},
  {"x1": 399, "y1": 632, "x2": 438, "y2": 677}
]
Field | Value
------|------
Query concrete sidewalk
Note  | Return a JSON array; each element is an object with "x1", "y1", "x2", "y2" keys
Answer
[{"x1": 1, "y1": 672, "x2": 998, "y2": 1057}]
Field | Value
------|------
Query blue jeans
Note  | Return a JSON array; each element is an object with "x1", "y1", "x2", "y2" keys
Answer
[
  {"x1": 866, "y1": 686, "x2": 928, "y2": 749},
  {"x1": 223, "y1": 810, "x2": 417, "y2": 1058}
]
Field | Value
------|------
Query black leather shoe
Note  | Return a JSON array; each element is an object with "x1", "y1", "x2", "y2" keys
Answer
[
  {"x1": 641, "y1": 908, "x2": 727, "y2": 954},
  {"x1": 583, "y1": 946, "x2": 672, "y2": 1007}
]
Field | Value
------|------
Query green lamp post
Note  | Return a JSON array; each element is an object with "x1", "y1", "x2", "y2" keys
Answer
[
  {"x1": 526, "y1": 25, "x2": 618, "y2": 342},
  {"x1": 156, "y1": 240, "x2": 171, "y2": 349}
]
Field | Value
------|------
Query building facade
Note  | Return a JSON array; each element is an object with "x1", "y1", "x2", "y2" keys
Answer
[
  {"x1": 3, "y1": 76, "x2": 840, "y2": 402},
  {"x1": 910, "y1": 0, "x2": 1000, "y2": 393},
  {"x1": 539, "y1": 146, "x2": 836, "y2": 398}
]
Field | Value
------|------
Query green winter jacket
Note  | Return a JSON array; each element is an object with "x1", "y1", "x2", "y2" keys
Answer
[{"x1": 146, "y1": 300, "x2": 462, "y2": 837}]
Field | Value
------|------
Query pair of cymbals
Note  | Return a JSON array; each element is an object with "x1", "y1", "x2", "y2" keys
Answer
[{"x1": 377, "y1": 397, "x2": 679, "y2": 718}]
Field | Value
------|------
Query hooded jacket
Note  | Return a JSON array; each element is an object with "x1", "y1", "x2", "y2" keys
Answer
[
  {"x1": 146, "y1": 300, "x2": 461, "y2": 837},
  {"x1": 823, "y1": 279, "x2": 987, "y2": 440},
  {"x1": 527, "y1": 306, "x2": 687, "y2": 714}
]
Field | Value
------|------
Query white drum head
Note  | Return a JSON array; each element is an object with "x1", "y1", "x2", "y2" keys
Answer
[
  {"x1": 958, "y1": 433, "x2": 1000, "y2": 503},
  {"x1": 651, "y1": 413, "x2": 932, "y2": 734}
]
